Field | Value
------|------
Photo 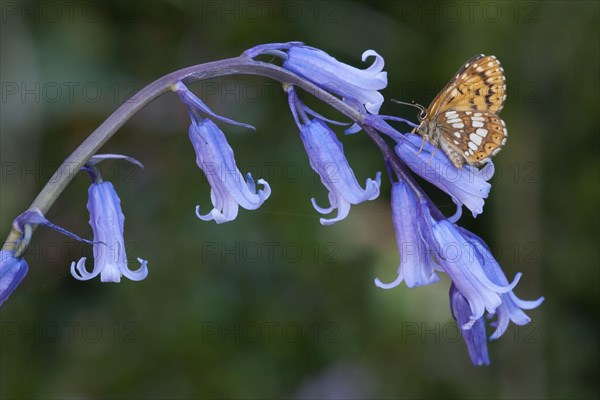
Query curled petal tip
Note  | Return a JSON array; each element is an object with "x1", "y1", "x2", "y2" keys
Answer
[
  {"x1": 374, "y1": 171, "x2": 382, "y2": 184},
  {"x1": 121, "y1": 258, "x2": 148, "y2": 281},
  {"x1": 311, "y1": 197, "x2": 335, "y2": 215},
  {"x1": 256, "y1": 178, "x2": 272, "y2": 202},
  {"x1": 374, "y1": 275, "x2": 403, "y2": 290},
  {"x1": 70, "y1": 257, "x2": 96, "y2": 281},
  {"x1": 195, "y1": 205, "x2": 233, "y2": 224},
  {"x1": 195, "y1": 205, "x2": 214, "y2": 222},
  {"x1": 508, "y1": 272, "x2": 523, "y2": 290}
]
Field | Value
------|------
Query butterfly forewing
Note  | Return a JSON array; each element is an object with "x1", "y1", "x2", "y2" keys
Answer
[
  {"x1": 429, "y1": 55, "x2": 506, "y2": 116},
  {"x1": 419, "y1": 54, "x2": 508, "y2": 167}
]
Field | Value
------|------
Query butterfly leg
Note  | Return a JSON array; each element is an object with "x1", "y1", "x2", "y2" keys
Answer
[
  {"x1": 411, "y1": 121, "x2": 422, "y2": 136},
  {"x1": 427, "y1": 146, "x2": 438, "y2": 166},
  {"x1": 416, "y1": 134, "x2": 426, "y2": 155}
]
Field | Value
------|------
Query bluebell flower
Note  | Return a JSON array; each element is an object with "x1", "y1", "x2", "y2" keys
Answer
[
  {"x1": 287, "y1": 86, "x2": 381, "y2": 225},
  {"x1": 71, "y1": 176, "x2": 148, "y2": 282},
  {"x1": 174, "y1": 81, "x2": 271, "y2": 224},
  {"x1": 245, "y1": 42, "x2": 387, "y2": 115},
  {"x1": 366, "y1": 161, "x2": 542, "y2": 365},
  {"x1": 1, "y1": 209, "x2": 92, "y2": 305},
  {"x1": 0, "y1": 250, "x2": 28, "y2": 306},
  {"x1": 417, "y1": 199, "x2": 543, "y2": 332},
  {"x1": 374, "y1": 179, "x2": 439, "y2": 289},
  {"x1": 364, "y1": 114, "x2": 494, "y2": 219},
  {"x1": 396, "y1": 134, "x2": 494, "y2": 218},
  {"x1": 447, "y1": 229, "x2": 544, "y2": 366},
  {"x1": 450, "y1": 284, "x2": 490, "y2": 366},
  {"x1": 418, "y1": 203, "x2": 523, "y2": 327},
  {"x1": 458, "y1": 228, "x2": 545, "y2": 340}
]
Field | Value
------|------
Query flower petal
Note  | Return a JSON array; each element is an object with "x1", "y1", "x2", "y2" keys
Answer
[
  {"x1": 0, "y1": 250, "x2": 28, "y2": 306},
  {"x1": 450, "y1": 285, "x2": 491, "y2": 366},
  {"x1": 70, "y1": 257, "x2": 100, "y2": 281},
  {"x1": 396, "y1": 134, "x2": 493, "y2": 218},
  {"x1": 120, "y1": 258, "x2": 149, "y2": 282},
  {"x1": 242, "y1": 41, "x2": 304, "y2": 58},
  {"x1": 387, "y1": 181, "x2": 439, "y2": 288},
  {"x1": 283, "y1": 45, "x2": 387, "y2": 115}
]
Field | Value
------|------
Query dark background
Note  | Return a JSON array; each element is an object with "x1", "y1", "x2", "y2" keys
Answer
[{"x1": 1, "y1": 1, "x2": 598, "y2": 398}]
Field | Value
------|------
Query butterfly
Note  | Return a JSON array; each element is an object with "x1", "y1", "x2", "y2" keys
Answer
[{"x1": 407, "y1": 54, "x2": 508, "y2": 168}]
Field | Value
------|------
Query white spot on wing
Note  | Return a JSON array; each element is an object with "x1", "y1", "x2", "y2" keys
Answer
[
  {"x1": 468, "y1": 142, "x2": 478, "y2": 151},
  {"x1": 453, "y1": 131, "x2": 461, "y2": 138},
  {"x1": 476, "y1": 128, "x2": 488, "y2": 136},
  {"x1": 472, "y1": 121, "x2": 484, "y2": 128},
  {"x1": 452, "y1": 122, "x2": 465, "y2": 129},
  {"x1": 470, "y1": 134, "x2": 483, "y2": 145}
]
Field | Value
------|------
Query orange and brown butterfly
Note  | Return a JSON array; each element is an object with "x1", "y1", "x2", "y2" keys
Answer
[{"x1": 408, "y1": 54, "x2": 508, "y2": 168}]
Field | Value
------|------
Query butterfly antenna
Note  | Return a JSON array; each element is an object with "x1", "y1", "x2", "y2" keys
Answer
[{"x1": 391, "y1": 99, "x2": 426, "y2": 113}]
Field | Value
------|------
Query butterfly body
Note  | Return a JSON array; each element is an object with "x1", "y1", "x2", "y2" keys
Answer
[
  {"x1": 418, "y1": 118, "x2": 467, "y2": 168},
  {"x1": 415, "y1": 54, "x2": 508, "y2": 168}
]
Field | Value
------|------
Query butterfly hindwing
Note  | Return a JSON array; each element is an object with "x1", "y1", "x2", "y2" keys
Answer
[{"x1": 435, "y1": 110, "x2": 507, "y2": 165}]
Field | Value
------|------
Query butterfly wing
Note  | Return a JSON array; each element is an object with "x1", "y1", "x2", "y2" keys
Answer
[
  {"x1": 427, "y1": 54, "x2": 507, "y2": 117},
  {"x1": 435, "y1": 110, "x2": 508, "y2": 165}
]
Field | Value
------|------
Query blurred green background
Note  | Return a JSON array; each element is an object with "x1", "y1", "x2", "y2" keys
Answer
[{"x1": 1, "y1": 1, "x2": 598, "y2": 398}]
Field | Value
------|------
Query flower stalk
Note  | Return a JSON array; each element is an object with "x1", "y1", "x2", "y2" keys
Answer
[{"x1": 2, "y1": 56, "x2": 363, "y2": 255}]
